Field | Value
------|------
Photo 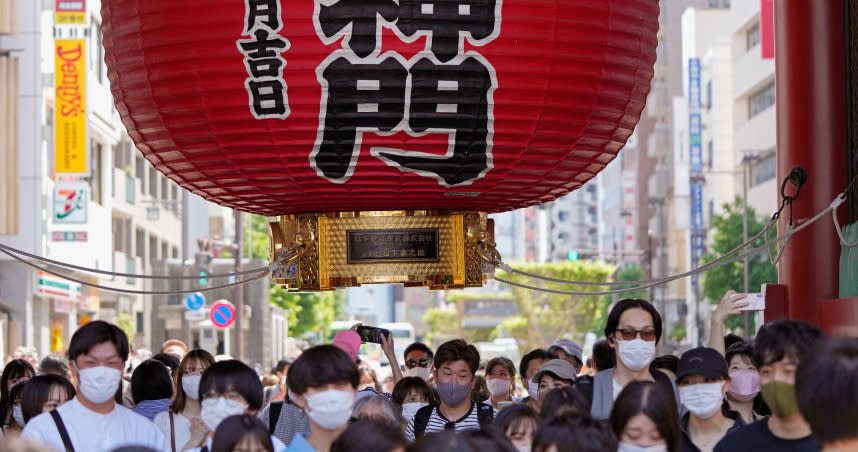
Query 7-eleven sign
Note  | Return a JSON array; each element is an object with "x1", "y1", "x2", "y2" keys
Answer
[{"x1": 36, "y1": 271, "x2": 83, "y2": 302}]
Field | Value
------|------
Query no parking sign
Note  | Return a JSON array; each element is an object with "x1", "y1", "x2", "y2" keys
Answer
[{"x1": 209, "y1": 300, "x2": 235, "y2": 328}]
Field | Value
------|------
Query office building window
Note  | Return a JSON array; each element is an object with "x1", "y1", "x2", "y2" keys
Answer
[
  {"x1": 747, "y1": 22, "x2": 761, "y2": 50},
  {"x1": 149, "y1": 168, "x2": 158, "y2": 197},
  {"x1": 748, "y1": 81, "x2": 775, "y2": 118},
  {"x1": 755, "y1": 156, "x2": 777, "y2": 185},
  {"x1": 706, "y1": 80, "x2": 712, "y2": 110},
  {"x1": 135, "y1": 156, "x2": 145, "y2": 181},
  {"x1": 90, "y1": 141, "x2": 103, "y2": 205},
  {"x1": 707, "y1": 139, "x2": 714, "y2": 169}
]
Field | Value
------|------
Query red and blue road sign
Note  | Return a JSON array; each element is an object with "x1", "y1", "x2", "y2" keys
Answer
[{"x1": 209, "y1": 300, "x2": 235, "y2": 328}]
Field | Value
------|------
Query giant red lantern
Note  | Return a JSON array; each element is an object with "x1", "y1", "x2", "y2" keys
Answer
[{"x1": 101, "y1": 0, "x2": 658, "y2": 217}]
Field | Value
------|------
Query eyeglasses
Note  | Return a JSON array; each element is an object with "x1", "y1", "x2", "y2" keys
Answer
[
  {"x1": 444, "y1": 421, "x2": 456, "y2": 431},
  {"x1": 405, "y1": 358, "x2": 431, "y2": 369},
  {"x1": 615, "y1": 328, "x2": 657, "y2": 342}
]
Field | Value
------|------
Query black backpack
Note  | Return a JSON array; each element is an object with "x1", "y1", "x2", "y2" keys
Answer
[
  {"x1": 268, "y1": 401, "x2": 284, "y2": 434},
  {"x1": 412, "y1": 402, "x2": 494, "y2": 439}
]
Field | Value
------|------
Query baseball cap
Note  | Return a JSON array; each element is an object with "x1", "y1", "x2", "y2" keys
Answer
[
  {"x1": 332, "y1": 330, "x2": 361, "y2": 363},
  {"x1": 548, "y1": 338, "x2": 583, "y2": 364},
  {"x1": 531, "y1": 359, "x2": 577, "y2": 383},
  {"x1": 675, "y1": 347, "x2": 729, "y2": 383}
]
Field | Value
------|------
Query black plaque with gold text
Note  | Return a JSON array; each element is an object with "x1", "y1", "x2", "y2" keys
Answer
[{"x1": 347, "y1": 229, "x2": 440, "y2": 264}]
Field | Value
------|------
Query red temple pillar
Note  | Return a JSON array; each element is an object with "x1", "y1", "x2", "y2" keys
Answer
[{"x1": 774, "y1": 0, "x2": 847, "y2": 325}]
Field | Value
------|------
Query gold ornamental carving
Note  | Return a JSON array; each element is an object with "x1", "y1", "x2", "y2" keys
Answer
[{"x1": 269, "y1": 211, "x2": 496, "y2": 291}]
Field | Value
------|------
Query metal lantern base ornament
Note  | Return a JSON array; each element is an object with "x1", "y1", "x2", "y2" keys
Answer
[{"x1": 268, "y1": 211, "x2": 500, "y2": 291}]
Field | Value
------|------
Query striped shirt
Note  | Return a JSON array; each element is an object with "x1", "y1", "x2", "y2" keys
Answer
[
  {"x1": 258, "y1": 401, "x2": 310, "y2": 447},
  {"x1": 404, "y1": 402, "x2": 484, "y2": 442}
]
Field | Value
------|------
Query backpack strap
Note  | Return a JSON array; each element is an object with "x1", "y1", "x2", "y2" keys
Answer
[
  {"x1": 50, "y1": 410, "x2": 75, "y2": 452},
  {"x1": 269, "y1": 401, "x2": 283, "y2": 435},
  {"x1": 169, "y1": 411, "x2": 176, "y2": 452},
  {"x1": 412, "y1": 404, "x2": 436, "y2": 439},
  {"x1": 476, "y1": 402, "x2": 494, "y2": 424}
]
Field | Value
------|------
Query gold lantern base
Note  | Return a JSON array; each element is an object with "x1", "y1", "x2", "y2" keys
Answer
[{"x1": 268, "y1": 211, "x2": 497, "y2": 291}]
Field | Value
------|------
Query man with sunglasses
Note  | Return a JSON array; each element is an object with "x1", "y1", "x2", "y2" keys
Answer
[
  {"x1": 403, "y1": 342, "x2": 435, "y2": 383},
  {"x1": 576, "y1": 298, "x2": 680, "y2": 420}
]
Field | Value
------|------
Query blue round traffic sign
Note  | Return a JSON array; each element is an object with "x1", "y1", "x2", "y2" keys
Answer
[
  {"x1": 209, "y1": 300, "x2": 235, "y2": 328},
  {"x1": 184, "y1": 292, "x2": 205, "y2": 311}
]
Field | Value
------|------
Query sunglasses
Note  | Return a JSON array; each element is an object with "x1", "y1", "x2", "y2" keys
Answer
[
  {"x1": 615, "y1": 328, "x2": 657, "y2": 342},
  {"x1": 405, "y1": 358, "x2": 431, "y2": 369}
]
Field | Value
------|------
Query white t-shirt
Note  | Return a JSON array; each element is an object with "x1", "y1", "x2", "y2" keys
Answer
[
  {"x1": 22, "y1": 397, "x2": 169, "y2": 452},
  {"x1": 185, "y1": 434, "x2": 286, "y2": 452},
  {"x1": 612, "y1": 377, "x2": 623, "y2": 401},
  {"x1": 153, "y1": 411, "x2": 192, "y2": 452}
]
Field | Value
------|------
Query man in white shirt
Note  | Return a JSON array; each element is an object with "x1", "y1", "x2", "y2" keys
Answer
[{"x1": 22, "y1": 321, "x2": 169, "y2": 452}]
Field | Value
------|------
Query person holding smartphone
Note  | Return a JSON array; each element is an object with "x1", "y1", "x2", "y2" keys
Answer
[
  {"x1": 350, "y1": 324, "x2": 403, "y2": 401},
  {"x1": 709, "y1": 291, "x2": 752, "y2": 357}
]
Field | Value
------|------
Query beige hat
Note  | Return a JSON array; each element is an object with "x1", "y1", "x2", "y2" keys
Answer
[{"x1": 531, "y1": 358, "x2": 577, "y2": 383}]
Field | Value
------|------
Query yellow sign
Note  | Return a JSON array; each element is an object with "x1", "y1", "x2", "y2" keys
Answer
[
  {"x1": 55, "y1": 1, "x2": 87, "y2": 25},
  {"x1": 51, "y1": 320, "x2": 64, "y2": 353},
  {"x1": 55, "y1": 39, "x2": 87, "y2": 174}
]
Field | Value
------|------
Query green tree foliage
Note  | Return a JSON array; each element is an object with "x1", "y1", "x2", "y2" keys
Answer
[
  {"x1": 701, "y1": 197, "x2": 777, "y2": 331},
  {"x1": 590, "y1": 265, "x2": 647, "y2": 336},
  {"x1": 422, "y1": 307, "x2": 458, "y2": 346},
  {"x1": 248, "y1": 214, "x2": 346, "y2": 338},
  {"x1": 115, "y1": 312, "x2": 135, "y2": 345},
  {"x1": 495, "y1": 260, "x2": 616, "y2": 351}
]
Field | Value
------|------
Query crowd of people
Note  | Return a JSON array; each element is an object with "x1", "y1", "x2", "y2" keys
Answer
[{"x1": 0, "y1": 294, "x2": 856, "y2": 452}]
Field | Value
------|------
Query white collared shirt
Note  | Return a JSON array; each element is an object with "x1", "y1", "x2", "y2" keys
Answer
[{"x1": 22, "y1": 397, "x2": 169, "y2": 452}]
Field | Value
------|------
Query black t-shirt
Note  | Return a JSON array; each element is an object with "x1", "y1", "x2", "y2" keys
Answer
[{"x1": 713, "y1": 417, "x2": 819, "y2": 452}]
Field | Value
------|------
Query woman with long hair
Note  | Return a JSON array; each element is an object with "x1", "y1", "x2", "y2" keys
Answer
[{"x1": 153, "y1": 349, "x2": 215, "y2": 452}]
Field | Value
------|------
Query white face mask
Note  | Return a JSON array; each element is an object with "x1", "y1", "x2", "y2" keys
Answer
[
  {"x1": 679, "y1": 382, "x2": 725, "y2": 419},
  {"x1": 486, "y1": 378, "x2": 511, "y2": 397},
  {"x1": 182, "y1": 375, "x2": 202, "y2": 400},
  {"x1": 400, "y1": 402, "x2": 428, "y2": 420},
  {"x1": 515, "y1": 446, "x2": 531, "y2": 452},
  {"x1": 76, "y1": 365, "x2": 122, "y2": 404},
  {"x1": 617, "y1": 339, "x2": 656, "y2": 371},
  {"x1": 304, "y1": 389, "x2": 355, "y2": 430},
  {"x1": 617, "y1": 443, "x2": 668, "y2": 452},
  {"x1": 12, "y1": 405, "x2": 25, "y2": 427},
  {"x1": 406, "y1": 366, "x2": 432, "y2": 382},
  {"x1": 527, "y1": 380, "x2": 540, "y2": 401},
  {"x1": 201, "y1": 397, "x2": 247, "y2": 432}
]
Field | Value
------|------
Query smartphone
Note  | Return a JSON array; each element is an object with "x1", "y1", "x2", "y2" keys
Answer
[
  {"x1": 355, "y1": 325, "x2": 390, "y2": 344},
  {"x1": 732, "y1": 292, "x2": 765, "y2": 311}
]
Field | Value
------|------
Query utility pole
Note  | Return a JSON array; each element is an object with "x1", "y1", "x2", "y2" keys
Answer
[
  {"x1": 233, "y1": 210, "x2": 244, "y2": 360},
  {"x1": 742, "y1": 161, "x2": 750, "y2": 335}
]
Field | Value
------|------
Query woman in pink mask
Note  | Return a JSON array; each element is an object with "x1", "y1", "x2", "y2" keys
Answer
[{"x1": 723, "y1": 343, "x2": 766, "y2": 424}]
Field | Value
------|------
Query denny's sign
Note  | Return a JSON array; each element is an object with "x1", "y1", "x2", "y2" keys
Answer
[{"x1": 54, "y1": 39, "x2": 87, "y2": 175}]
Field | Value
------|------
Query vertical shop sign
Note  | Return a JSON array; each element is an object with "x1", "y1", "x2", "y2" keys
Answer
[{"x1": 55, "y1": 39, "x2": 88, "y2": 174}]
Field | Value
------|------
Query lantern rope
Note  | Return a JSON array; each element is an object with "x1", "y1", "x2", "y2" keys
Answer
[
  {"x1": 0, "y1": 245, "x2": 270, "y2": 295},
  {"x1": 0, "y1": 242, "x2": 273, "y2": 280},
  {"x1": 493, "y1": 188, "x2": 848, "y2": 296},
  {"x1": 494, "y1": 217, "x2": 776, "y2": 288}
]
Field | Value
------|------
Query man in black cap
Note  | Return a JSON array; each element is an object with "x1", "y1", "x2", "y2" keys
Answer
[{"x1": 676, "y1": 347, "x2": 744, "y2": 452}]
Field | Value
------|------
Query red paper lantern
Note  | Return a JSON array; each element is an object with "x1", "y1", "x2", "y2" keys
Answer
[{"x1": 101, "y1": 0, "x2": 658, "y2": 216}]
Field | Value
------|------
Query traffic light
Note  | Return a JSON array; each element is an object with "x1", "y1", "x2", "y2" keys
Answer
[
  {"x1": 567, "y1": 251, "x2": 579, "y2": 261},
  {"x1": 195, "y1": 238, "x2": 213, "y2": 287}
]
